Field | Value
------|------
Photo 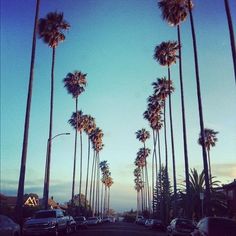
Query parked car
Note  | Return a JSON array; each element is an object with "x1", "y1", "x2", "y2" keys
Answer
[
  {"x1": 167, "y1": 218, "x2": 195, "y2": 236},
  {"x1": 0, "y1": 214, "x2": 21, "y2": 236},
  {"x1": 23, "y1": 209, "x2": 71, "y2": 235},
  {"x1": 67, "y1": 215, "x2": 77, "y2": 233},
  {"x1": 86, "y1": 217, "x2": 99, "y2": 225},
  {"x1": 191, "y1": 217, "x2": 236, "y2": 236},
  {"x1": 74, "y1": 216, "x2": 88, "y2": 229},
  {"x1": 145, "y1": 219, "x2": 155, "y2": 228},
  {"x1": 151, "y1": 219, "x2": 166, "y2": 231},
  {"x1": 102, "y1": 216, "x2": 116, "y2": 223},
  {"x1": 136, "y1": 215, "x2": 146, "y2": 225}
]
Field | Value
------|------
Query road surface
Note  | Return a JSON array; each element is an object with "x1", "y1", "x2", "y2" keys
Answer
[{"x1": 71, "y1": 222, "x2": 167, "y2": 236}]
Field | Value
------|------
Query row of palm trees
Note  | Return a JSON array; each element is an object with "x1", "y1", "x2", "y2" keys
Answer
[
  {"x1": 133, "y1": 0, "x2": 226, "y2": 221},
  {"x1": 15, "y1": 1, "x2": 114, "y2": 220}
]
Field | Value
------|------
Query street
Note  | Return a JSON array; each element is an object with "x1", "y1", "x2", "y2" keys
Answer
[{"x1": 71, "y1": 222, "x2": 167, "y2": 236}]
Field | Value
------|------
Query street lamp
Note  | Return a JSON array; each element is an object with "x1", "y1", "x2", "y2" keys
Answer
[{"x1": 43, "y1": 132, "x2": 70, "y2": 209}]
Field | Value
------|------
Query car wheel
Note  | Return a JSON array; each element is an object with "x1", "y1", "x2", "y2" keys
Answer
[
  {"x1": 51, "y1": 226, "x2": 59, "y2": 236},
  {"x1": 64, "y1": 225, "x2": 72, "y2": 235}
]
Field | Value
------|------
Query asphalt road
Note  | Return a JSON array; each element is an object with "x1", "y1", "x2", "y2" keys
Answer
[{"x1": 71, "y1": 222, "x2": 167, "y2": 236}]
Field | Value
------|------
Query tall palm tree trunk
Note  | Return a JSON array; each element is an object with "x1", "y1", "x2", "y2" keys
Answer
[
  {"x1": 104, "y1": 185, "x2": 107, "y2": 215},
  {"x1": 224, "y1": 0, "x2": 236, "y2": 84},
  {"x1": 16, "y1": 0, "x2": 40, "y2": 222},
  {"x1": 167, "y1": 66, "x2": 177, "y2": 216},
  {"x1": 152, "y1": 129, "x2": 158, "y2": 214},
  {"x1": 163, "y1": 101, "x2": 169, "y2": 221},
  {"x1": 96, "y1": 154, "x2": 100, "y2": 216},
  {"x1": 152, "y1": 145, "x2": 155, "y2": 214},
  {"x1": 108, "y1": 187, "x2": 110, "y2": 215},
  {"x1": 141, "y1": 185, "x2": 144, "y2": 213},
  {"x1": 157, "y1": 130, "x2": 162, "y2": 216},
  {"x1": 188, "y1": 0, "x2": 210, "y2": 215},
  {"x1": 78, "y1": 131, "x2": 83, "y2": 209},
  {"x1": 84, "y1": 137, "x2": 91, "y2": 211},
  {"x1": 207, "y1": 149, "x2": 212, "y2": 185},
  {"x1": 177, "y1": 25, "x2": 191, "y2": 218},
  {"x1": 43, "y1": 46, "x2": 56, "y2": 210},
  {"x1": 92, "y1": 153, "x2": 97, "y2": 216},
  {"x1": 71, "y1": 97, "x2": 78, "y2": 205},
  {"x1": 89, "y1": 151, "x2": 95, "y2": 215},
  {"x1": 144, "y1": 143, "x2": 151, "y2": 214}
]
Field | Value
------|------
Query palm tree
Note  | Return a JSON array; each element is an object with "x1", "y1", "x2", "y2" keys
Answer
[
  {"x1": 198, "y1": 129, "x2": 218, "y2": 183},
  {"x1": 180, "y1": 168, "x2": 226, "y2": 219},
  {"x1": 134, "y1": 167, "x2": 143, "y2": 216},
  {"x1": 68, "y1": 111, "x2": 86, "y2": 209},
  {"x1": 136, "y1": 129, "x2": 151, "y2": 214},
  {"x1": 63, "y1": 71, "x2": 87, "y2": 205},
  {"x1": 89, "y1": 127, "x2": 104, "y2": 216},
  {"x1": 158, "y1": 0, "x2": 191, "y2": 217},
  {"x1": 100, "y1": 160, "x2": 110, "y2": 216},
  {"x1": 83, "y1": 115, "x2": 96, "y2": 212},
  {"x1": 134, "y1": 156, "x2": 146, "y2": 213},
  {"x1": 144, "y1": 95, "x2": 163, "y2": 214},
  {"x1": 107, "y1": 176, "x2": 114, "y2": 215},
  {"x1": 187, "y1": 0, "x2": 211, "y2": 214},
  {"x1": 16, "y1": 0, "x2": 40, "y2": 221},
  {"x1": 154, "y1": 41, "x2": 179, "y2": 215},
  {"x1": 136, "y1": 147, "x2": 151, "y2": 213},
  {"x1": 38, "y1": 11, "x2": 70, "y2": 209},
  {"x1": 224, "y1": 0, "x2": 236, "y2": 84}
]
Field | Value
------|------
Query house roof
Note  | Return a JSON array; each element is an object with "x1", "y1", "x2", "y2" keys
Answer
[{"x1": 223, "y1": 179, "x2": 236, "y2": 190}]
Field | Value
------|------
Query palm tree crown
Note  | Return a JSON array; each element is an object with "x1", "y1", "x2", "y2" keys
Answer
[
  {"x1": 152, "y1": 77, "x2": 174, "y2": 100},
  {"x1": 158, "y1": 0, "x2": 191, "y2": 26},
  {"x1": 38, "y1": 12, "x2": 70, "y2": 48},
  {"x1": 198, "y1": 128, "x2": 219, "y2": 151},
  {"x1": 63, "y1": 71, "x2": 87, "y2": 98},
  {"x1": 154, "y1": 41, "x2": 179, "y2": 66},
  {"x1": 136, "y1": 128, "x2": 150, "y2": 143}
]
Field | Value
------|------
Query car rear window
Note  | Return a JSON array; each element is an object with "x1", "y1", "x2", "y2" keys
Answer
[
  {"x1": 176, "y1": 220, "x2": 194, "y2": 229},
  {"x1": 34, "y1": 211, "x2": 56, "y2": 218}
]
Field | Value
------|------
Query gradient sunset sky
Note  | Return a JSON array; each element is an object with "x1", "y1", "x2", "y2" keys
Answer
[{"x1": 1, "y1": 0, "x2": 236, "y2": 212}]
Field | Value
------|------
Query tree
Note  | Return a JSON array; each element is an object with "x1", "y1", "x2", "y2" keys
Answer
[
  {"x1": 198, "y1": 129, "x2": 218, "y2": 182},
  {"x1": 144, "y1": 95, "x2": 163, "y2": 214},
  {"x1": 89, "y1": 127, "x2": 104, "y2": 216},
  {"x1": 68, "y1": 110, "x2": 86, "y2": 209},
  {"x1": 158, "y1": 0, "x2": 191, "y2": 218},
  {"x1": 38, "y1": 11, "x2": 70, "y2": 209},
  {"x1": 16, "y1": 0, "x2": 40, "y2": 223},
  {"x1": 153, "y1": 165, "x2": 171, "y2": 224},
  {"x1": 154, "y1": 41, "x2": 179, "y2": 215},
  {"x1": 187, "y1": 0, "x2": 211, "y2": 214},
  {"x1": 179, "y1": 168, "x2": 227, "y2": 219},
  {"x1": 136, "y1": 129, "x2": 151, "y2": 214},
  {"x1": 63, "y1": 71, "x2": 87, "y2": 205},
  {"x1": 134, "y1": 167, "x2": 143, "y2": 216},
  {"x1": 83, "y1": 115, "x2": 96, "y2": 212}
]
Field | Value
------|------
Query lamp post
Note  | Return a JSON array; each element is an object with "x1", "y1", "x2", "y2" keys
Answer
[{"x1": 43, "y1": 132, "x2": 70, "y2": 209}]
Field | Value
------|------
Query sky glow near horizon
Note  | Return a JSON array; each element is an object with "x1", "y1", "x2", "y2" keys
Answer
[{"x1": 1, "y1": 0, "x2": 236, "y2": 212}]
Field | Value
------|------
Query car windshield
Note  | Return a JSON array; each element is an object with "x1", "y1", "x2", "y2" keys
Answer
[
  {"x1": 34, "y1": 211, "x2": 56, "y2": 218},
  {"x1": 88, "y1": 217, "x2": 97, "y2": 220}
]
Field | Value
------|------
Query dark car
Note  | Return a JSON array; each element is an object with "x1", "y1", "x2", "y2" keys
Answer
[
  {"x1": 74, "y1": 216, "x2": 88, "y2": 229},
  {"x1": 167, "y1": 218, "x2": 195, "y2": 236},
  {"x1": 191, "y1": 217, "x2": 236, "y2": 236},
  {"x1": 151, "y1": 219, "x2": 166, "y2": 231},
  {"x1": 67, "y1": 215, "x2": 77, "y2": 233},
  {"x1": 0, "y1": 214, "x2": 21, "y2": 236}
]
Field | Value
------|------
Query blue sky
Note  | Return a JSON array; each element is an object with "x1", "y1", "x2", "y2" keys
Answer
[{"x1": 1, "y1": 0, "x2": 236, "y2": 212}]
